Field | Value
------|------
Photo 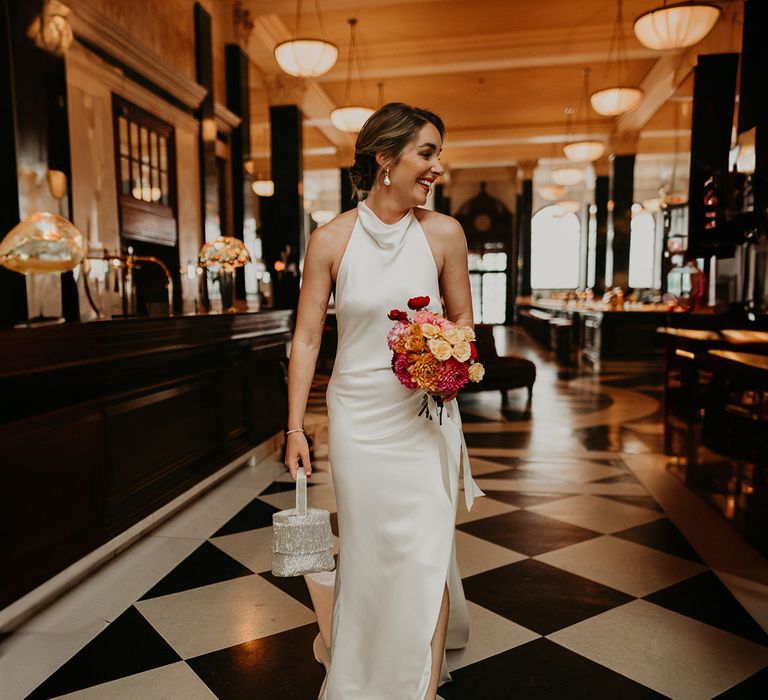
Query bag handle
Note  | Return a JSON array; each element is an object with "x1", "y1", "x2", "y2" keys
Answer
[{"x1": 295, "y1": 469, "x2": 307, "y2": 516}]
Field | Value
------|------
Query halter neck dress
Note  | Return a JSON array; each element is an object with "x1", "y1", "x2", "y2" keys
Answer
[{"x1": 321, "y1": 201, "x2": 483, "y2": 699}]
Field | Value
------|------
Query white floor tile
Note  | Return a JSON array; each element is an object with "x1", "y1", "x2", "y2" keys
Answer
[
  {"x1": 135, "y1": 574, "x2": 316, "y2": 659},
  {"x1": 535, "y1": 536, "x2": 707, "y2": 596},
  {"x1": 257, "y1": 483, "x2": 337, "y2": 514},
  {"x1": 210, "y1": 527, "x2": 276, "y2": 575},
  {"x1": 527, "y1": 494, "x2": 663, "y2": 534},
  {"x1": 0, "y1": 622, "x2": 109, "y2": 700},
  {"x1": 549, "y1": 599, "x2": 768, "y2": 699},
  {"x1": 514, "y1": 461, "x2": 624, "y2": 484},
  {"x1": 152, "y1": 484, "x2": 258, "y2": 540},
  {"x1": 446, "y1": 602, "x2": 539, "y2": 672},
  {"x1": 455, "y1": 493, "x2": 517, "y2": 525},
  {"x1": 474, "y1": 478, "x2": 648, "y2": 497},
  {"x1": 455, "y1": 531, "x2": 526, "y2": 578},
  {"x1": 50, "y1": 661, "x2": 217, "y2": 699}
]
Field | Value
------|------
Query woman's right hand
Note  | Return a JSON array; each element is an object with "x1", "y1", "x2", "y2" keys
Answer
[{"x1": 285, "y1": 432, "x2": 312, "y2": 480}]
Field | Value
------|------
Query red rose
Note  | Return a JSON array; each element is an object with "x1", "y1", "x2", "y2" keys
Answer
[
  {"x1": 387, "y1": 309, "x2": 408, "y2": 321},
  {"x1": 407, "y1": 295, "x2": 430, "y2": 310},
  {"x1": 470, "y1": 341, "x2": 478, "y2": 360}
]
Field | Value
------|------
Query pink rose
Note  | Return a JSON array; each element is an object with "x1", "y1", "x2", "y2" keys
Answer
[{"x1": 387, "y1": 321, "x2": 409, "y2": 350}]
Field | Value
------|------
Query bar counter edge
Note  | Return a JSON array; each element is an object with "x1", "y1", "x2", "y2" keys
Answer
[{"x1": 0, "y1": 310, "x2": 294, "y2": 615}]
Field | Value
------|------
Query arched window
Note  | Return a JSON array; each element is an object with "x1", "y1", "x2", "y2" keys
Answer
[
  {"x1": 531, "y1": 205, "x2": 580, "y2": 289},
  {"x1": 629, "y1": 209, "x2": 656, "y2": 288}
]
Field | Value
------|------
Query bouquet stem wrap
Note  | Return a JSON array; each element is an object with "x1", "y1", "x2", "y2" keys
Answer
[{"x1": 426, "y1": 394, "x2": 484, "y2": 511}]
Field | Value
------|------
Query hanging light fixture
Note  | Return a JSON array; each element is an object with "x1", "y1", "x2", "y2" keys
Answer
[
  {"x1": 633, "y1": 1, "x2": 721, "y2": 50},
  {"x1": 274, "y1": 0, "x2": 338, "y2": 78},
  {"x1": 539, "y1": 184, "x2": 568, "y2": 201},
  {"x1": 563, "y1": 74, "x2": 606, "y2": 163},
  {"x1": 249, "y1": 129, "x2": 274, "y2": 197},
  {"x1": 590, "y1": 0, "x2": 643, "y2": 117},
  {"x1": 551, "y1": 167, "x2": 584, "y2": 186},
  {"x1": 330, "y1": 18, "x2": 375, "y2": 133}
]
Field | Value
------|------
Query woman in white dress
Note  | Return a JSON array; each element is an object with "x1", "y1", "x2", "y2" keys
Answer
[{"x1": 284, "y1": 103, "x2": 482, "y2": 700}]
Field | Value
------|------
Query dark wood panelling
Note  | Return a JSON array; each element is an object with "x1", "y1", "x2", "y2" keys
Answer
[
  {"x1": 0, "y1": 311, "x2": 291, "y2": 608},
  {"x1": 518, "y1": 179, "x2": 533, "y2": 297}
]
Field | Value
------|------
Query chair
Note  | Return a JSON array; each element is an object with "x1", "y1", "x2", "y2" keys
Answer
[{"x1": 466, "y1": 324, "x2": 536, "y2": 404}]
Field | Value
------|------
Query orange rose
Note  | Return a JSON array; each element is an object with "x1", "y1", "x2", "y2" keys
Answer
[{"x1": 408, "y1": 353, "x2": 442, "y2": 393}]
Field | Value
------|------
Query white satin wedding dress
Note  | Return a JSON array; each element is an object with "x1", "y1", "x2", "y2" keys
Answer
[{"x1": 320, "y1": 201, "x2": 483, "y2": 699}]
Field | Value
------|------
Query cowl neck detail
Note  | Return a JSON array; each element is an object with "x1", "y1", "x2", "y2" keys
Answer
[{"x1": 357, "y1": 201, "x2": 413, "y2": 251}]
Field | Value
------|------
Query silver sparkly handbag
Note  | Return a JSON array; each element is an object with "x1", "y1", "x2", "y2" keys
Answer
[{"x1": 271, "y1": 470, "x2": 335, "y2": 577}]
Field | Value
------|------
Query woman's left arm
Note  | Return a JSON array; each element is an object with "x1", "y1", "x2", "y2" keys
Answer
[{"x1": 439, "y1": 217, "x2": 474, "y2": 329}]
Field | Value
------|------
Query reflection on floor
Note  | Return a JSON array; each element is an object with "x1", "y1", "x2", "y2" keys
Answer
[{"x1": 2, "y1": 328, "x2": 768, "y2": 699}]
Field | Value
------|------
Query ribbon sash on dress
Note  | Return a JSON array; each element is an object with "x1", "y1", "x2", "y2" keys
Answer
[{"x1": 426, "y1": 395, "x2": 485, "y2": 511}]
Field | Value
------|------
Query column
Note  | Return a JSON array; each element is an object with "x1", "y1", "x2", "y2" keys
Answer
[
  {"x1": 592, "y1": 157, "x2": 610, "y2": 295},
  {"x1": 194, "y1": 3, "x2": 219, "y2": 244},
  {"x1": 516, "y1": 161, "x2": 535, "y2": 299},
  {"x1": 611, "y1": 154, "x2": 636, "y2": 290},
  {"x1": 226, "y1": 43, "x2": 252, "y2": 300},
  {"x1": 687, "y1": 53, "x2": 739, "y2": 258},
  {"x1": 262, "y1": 102, "x2": 303, "y2": 310}
]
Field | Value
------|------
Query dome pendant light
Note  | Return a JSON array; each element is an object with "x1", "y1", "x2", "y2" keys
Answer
[
  {"x1": 330, "y1": 18, "x2": 375, "y2": 133},
  {"x1": 274, "y1": 0, "x2": 338, "y2": 78},
  {"x1": 633, "y1": 1, "x2": 721, "y2": 51},
  {"x1": 590, "y1": 0, "x2": 643, "y2": 117},
  {"x1": 564, "y1": 71, "x2": 606, "y2": 163}
]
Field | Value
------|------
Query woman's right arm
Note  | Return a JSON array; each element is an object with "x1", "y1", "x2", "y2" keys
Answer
[{"x1": 284, "y1": 226, "x2": 335, "y2": 480}]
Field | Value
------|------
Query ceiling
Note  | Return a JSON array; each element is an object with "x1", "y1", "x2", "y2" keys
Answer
[{"x1": 241, "y1": 0, "x2": 744, "y2": 199}]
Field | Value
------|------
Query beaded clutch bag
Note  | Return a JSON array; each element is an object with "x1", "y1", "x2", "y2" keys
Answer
[{"x1": 271, "y1": 470, "x2": 335, "y2": 577}]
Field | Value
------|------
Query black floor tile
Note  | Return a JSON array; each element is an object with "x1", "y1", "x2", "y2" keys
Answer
[
  {"x1": 464, "y1": 431, "x2": 534, "y2": 449},
  {"x1": 716, "y1": 665, "x2": 768, "y2": 698},
  {"x1": 613, "y1": 518, "x2": 704, "y2": 563},
  {"x1": 187, "y1": 623, "x2": 325, "y2": 700},
  {"x1": 500, "y1": 406, "x2": 534, "y2": 422},
  {"x1": 571, "y1": 425, "x2": 655, "y2": 453},
  {"x1": 458, "y1": 510, "x2": 600, "y2": 556},
  {"x1": 139, "y1": 542, "x2": 254, "y2": 600},
  {"x1": 597, "y1": 494, "x2": 664, "y2": 513},
  {"x1": 593, "y1": 473, "x2": 642, "y2": 484},
  {"x1": 258, "y1": 570, "x2": 314, "y2": 610},
  {"x1": 645, "y1": 571, "x2": 768, "y2": 646},
  {"x1": 260, "y1": 480, "x2": 317, "y2": 495},
  {"x1": 458, "y1": 410, "x2": 501, "y2": 423},
  {"x1": 440, "y1": 638, "x2": 663, "y2": 699},
  {"x1": 213, "y1": 498, "x2": 280, "y2": 537},
  {"x1": 26, "y1": 607, "x2": 180, "y2": 699},
  {"x1": 483, "y1": 491, "x2": 569, "y2": 509},
  {"x1": 462, "y1": 560, "x2": 633, "y2": 635}
]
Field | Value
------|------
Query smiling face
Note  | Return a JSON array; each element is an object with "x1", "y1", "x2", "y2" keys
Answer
[{"x1": 382, "y1": 122, "x2": 444, "y2": 207}]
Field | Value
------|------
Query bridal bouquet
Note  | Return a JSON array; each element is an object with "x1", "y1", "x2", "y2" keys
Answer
[{"x1": 387, "y1": 295, "x2": 484, "y2": 419}]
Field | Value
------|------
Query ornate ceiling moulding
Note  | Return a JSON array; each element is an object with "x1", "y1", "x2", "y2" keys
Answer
[
  {"x1": 263, "y1": 73, "x2": 308, "y2": 106},
  {"x1": 65, "y1": 0, "x2": 207, "y2": 111}
]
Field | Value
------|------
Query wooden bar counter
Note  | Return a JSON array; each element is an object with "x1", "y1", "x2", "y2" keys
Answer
[{"x1": 0, "y1": 310, "x2": 293, "y2": 609}]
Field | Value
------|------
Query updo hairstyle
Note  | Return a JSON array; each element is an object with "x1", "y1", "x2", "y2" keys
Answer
[{"x1": 349, "y1": 102, "x2": 445, "y2": 195}]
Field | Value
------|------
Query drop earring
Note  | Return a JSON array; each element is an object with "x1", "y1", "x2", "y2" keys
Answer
[{"x1": 383, "y1": 168, "x2": 391, "y2": 186}]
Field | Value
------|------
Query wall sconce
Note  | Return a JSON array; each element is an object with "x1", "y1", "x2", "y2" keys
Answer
[
  {"x1": 201, "y1": 117, "x2": 217, "y2": 143},
  {"x1": 46, "y1": 169, "x2": 67, "y2": 199}
]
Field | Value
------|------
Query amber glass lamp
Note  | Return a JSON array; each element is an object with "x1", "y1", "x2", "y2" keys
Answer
[
  {"x1": 0, "y1": 212, "x2": 85, "y2": 325},
  {"x1": 198, "y1": 237, "x2": 251, "y2": 312}
]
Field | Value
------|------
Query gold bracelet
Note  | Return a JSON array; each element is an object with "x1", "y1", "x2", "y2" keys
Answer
[{"x1": 285, "y1": 428, "x2": 305, "y2": 436}]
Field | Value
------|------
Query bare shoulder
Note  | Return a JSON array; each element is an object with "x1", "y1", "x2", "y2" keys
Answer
[
  {"x1": 414, "y1": 209, "x2": 465, "y2": 257},
  {"x1": 413, "y1": 208, "x2": 464, "y2": 240},
  {"x1": 308, "y1": 209, "x2": 357, "y2": 257}
]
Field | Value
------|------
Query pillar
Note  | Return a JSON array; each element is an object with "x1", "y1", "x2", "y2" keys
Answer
[
  {"x1": 226, "y1": 43, "x2": 252, "y2": 300},
  {"x1": 592, "y1": 158, "x2": 610, "y2": 295},
  {"x1": 611, "y1": 154, "x2": 635, "y2": 290}
]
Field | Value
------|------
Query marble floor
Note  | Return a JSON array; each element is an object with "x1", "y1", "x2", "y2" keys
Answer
[{"x1": 2, "y1": 328, "x2": 768, "y2": 699}]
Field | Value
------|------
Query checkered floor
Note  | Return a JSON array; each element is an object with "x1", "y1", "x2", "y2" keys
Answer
[{"x1": 3, "y1": 330, "x2": 768, "y2": 699}]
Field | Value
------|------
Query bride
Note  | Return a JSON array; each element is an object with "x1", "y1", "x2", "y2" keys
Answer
[{"x1": 284, "y1": 102, "x2": 482, "y2": 699}]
